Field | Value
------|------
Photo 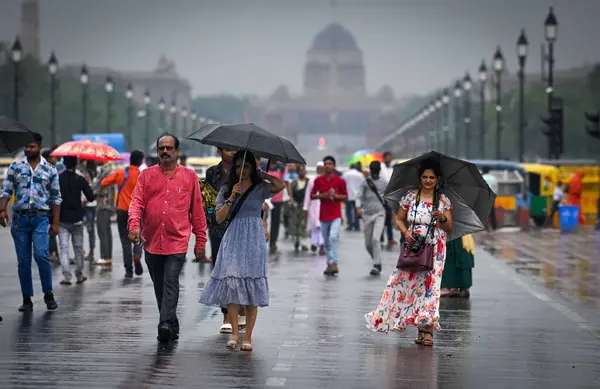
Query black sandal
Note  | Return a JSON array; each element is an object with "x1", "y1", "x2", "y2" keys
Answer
[
  {"x1": 421, "y1": 330, "x2": 434, "y2": 346},
  {"x1": 414, "y1": 330, "x2": 424, "y2": 344}
]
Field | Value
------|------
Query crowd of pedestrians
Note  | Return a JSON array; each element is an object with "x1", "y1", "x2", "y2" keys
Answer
[{"x1": 0, "y1": 132, "x2": 485, "y2": 351}]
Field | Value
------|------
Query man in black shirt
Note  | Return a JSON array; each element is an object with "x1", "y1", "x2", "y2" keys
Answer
[
  {"x1": 58, "y1": 156, "x2": 95, "y2": 285},
  {"x1": 205, "y1": 147, "x2": 236, "y2": 333}
]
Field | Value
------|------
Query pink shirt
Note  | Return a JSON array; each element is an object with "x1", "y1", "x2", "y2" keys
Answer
[
  {"x1": 128, "y1": 165, "x2": 207, "y2": 255},
  {"x1": 270, "y1": 170, "x2": 284, "y2": 203}
]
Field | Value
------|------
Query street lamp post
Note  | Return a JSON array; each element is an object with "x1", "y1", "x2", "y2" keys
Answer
[
  {"x1": 517, "y1": 29, "x2": 529, "y2": 162},
  {"x1": 542, "y1": 7, "x2": 560, "y2": 159},
  {"x1": 453, "y1": 80, "x2": 462, "y2": 157},
  {"x1": 492, "y1": 46, "x2": 505, "y2": 160},
  {"x1": 543, "y1": 7, "x2": 558, "y2": 111},
  {"x1": 190, "y1": 110, "x2": 198, "y2": 154},
  {"x1": 435, "y1": 98, "x2": 443, "y2": 151},
  {"x1": 170, "y1": 100, "x2": 177, "y2": 134},
  {"x1": 463, "y1": 73, "x2": 472, "y2": 159},
  {"x1": 158, "y1": 97, "x2": 166, "y2": 132},
  {"x1": 48, "y1": 51, "x2": 58, "y2": 146},
  {"x1": 11, "y1": 37, "x2": 23, "y2": 121},
  {"x1": 181, "y1": 106, "x2": 189, "y2": 138},
  {"x1": 80, "y1": 64, "x2": 89, "y2": 133},
  {"x1": 442, "y1": 90, "x2": 450, "y2": 155},
  {"x1": 105, "y1": 75, "x2": 114, "y2": 132},
  {"x1": 478, "y1": 60, "x2": 487, "y2": 159},
  {"x1": 144, "y1": 89, "x2": 151, "y2": 154},
  {"x1": 125, "y1": 83, "x2": 133, "y2": 150}
]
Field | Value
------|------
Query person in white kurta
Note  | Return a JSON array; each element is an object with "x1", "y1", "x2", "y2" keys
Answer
[{"x1": 303, "y1": 163, "x2": 324, "y2": 254}]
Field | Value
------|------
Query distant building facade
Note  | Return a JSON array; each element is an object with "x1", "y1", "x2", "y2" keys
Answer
[
  {"x1": 244, "y1": 23, "x2": 410, "y2": 163},
  {"x1": 61, "y1": 56, "x2": 192, "y2": 109},
  {"x1": 20, "y1": 0, "x2": 40, "y2": 60}
]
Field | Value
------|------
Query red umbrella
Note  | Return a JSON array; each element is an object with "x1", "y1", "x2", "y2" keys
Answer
[{"x1": 51, "y1": 140, "x2": 124, "y2": 161}]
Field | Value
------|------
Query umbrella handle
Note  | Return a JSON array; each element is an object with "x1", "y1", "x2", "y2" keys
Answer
[
  {"x1": 265, "y1": 159, "x2": 272, "y2": 173},
  {"x1": 238, "y1": 151, "x2": 247, "y2": 184}
]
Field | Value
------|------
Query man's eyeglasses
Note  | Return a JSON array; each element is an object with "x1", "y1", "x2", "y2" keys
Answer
[{"x1": 157, "y1": 146, "x2": 176, "y2": 151}]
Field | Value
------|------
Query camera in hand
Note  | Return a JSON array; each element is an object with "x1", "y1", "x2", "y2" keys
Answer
[{"x1": 409, "y1": 234, "x2": 426, "y2": 253}]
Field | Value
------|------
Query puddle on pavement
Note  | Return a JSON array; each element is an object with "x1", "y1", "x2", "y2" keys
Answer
[{"x1": 477, "y1": 228, "x2": 600, "y2": 308}]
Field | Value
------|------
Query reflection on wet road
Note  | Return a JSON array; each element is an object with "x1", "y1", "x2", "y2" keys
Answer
[
  {"x1": 477, "y1": 227, "x2": 600, "y2": 309},
  {"x1": 0, "y1": 228, "x2": 599, "y2": 388}
]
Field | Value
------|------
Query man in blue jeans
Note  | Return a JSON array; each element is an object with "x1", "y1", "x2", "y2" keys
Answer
[
  {"x1": 310, "y1": 156, "x2": 348, "y2": 276},
  {"x1": 0, "y1": 132, "x2": 61, "y2": 312}
]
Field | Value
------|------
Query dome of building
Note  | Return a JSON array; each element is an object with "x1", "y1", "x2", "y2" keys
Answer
[{"x1": 311, "y1": 23, "x2": 359, "y2": 51}]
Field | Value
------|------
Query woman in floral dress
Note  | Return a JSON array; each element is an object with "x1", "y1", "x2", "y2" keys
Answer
[{"x1": 365, "y1": 159, "x2": 453, "y2": 346}]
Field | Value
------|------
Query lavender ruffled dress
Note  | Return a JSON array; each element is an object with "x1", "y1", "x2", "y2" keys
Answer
[{"x1": 199, "y1": 181, "x2": 272, "y2": 307}]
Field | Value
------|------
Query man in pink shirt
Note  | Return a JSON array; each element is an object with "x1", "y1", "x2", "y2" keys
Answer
[{"x1": 129, "y1": 134, "x2": 207, "y2": 343}]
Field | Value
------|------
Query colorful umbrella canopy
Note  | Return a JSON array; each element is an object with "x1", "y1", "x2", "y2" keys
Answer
[
  {"x1": 51, "y1": 140, "x2": 123, "y2": 161},
  {"x1": 347, "y1": 150, "x2": 383, "y2": 167}
]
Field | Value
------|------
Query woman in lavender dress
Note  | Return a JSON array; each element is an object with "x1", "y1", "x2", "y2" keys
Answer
[{"x1": 199, "y1": 150, "x2": 286, "y2": 352}]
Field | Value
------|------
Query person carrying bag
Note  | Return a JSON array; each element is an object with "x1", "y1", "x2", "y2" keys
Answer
[{"x1": 357, "y1": 161, "x2": 389, "y2": 276}]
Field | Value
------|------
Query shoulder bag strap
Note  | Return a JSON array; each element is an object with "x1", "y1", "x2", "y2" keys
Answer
[
  {"x1": 366, "y1": 178, "x2": 387, "y2": 208},
  {"x1": 226, "y1": 182, "x2": 258, "y2": 226},
  {"x1": 116, "y1": 167, "x2": 129, "y2": 205}
]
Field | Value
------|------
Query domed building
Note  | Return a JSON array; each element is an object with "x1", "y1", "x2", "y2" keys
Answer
[{"x1": 244, "y1": 23, "x2": 409, "y2": 163}]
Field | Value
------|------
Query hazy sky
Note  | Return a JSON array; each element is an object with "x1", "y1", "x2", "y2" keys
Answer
[{"x1": 1, "y1": 0, "x2": 599, "y2": 98}]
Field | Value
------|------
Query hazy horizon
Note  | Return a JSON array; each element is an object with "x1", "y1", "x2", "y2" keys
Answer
[{"x1": 1, "y1": 0, "x2": 599, "y2": 98}]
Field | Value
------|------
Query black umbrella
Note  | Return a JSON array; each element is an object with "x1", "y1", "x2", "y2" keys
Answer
[
  {"x1": 0, "y1": 116, "x2": 36, "y2": 155},
  {"x1": 384, "y1": 151, "x2": 496, "y2": 241},
  {"x1": 186, "y1": 123, "x2": 306, "y2": 164}
]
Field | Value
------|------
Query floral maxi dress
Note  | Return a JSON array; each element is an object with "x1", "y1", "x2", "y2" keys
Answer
[{"x1": 365, "y1": 190, "x2": 451, "y2": 332}]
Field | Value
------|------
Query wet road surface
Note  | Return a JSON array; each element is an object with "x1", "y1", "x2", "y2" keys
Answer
[{"x1": 0, "y1": 226, "x2": 599, "y2": 388}]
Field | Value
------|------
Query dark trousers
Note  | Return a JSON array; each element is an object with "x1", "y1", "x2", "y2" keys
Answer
[
  {"x1": 489, "y1": 207, "x2": 498, "y2": 230},
  {"x1": 49, "y1": 235, "x2": 58, "y2": 255},
  {"x1": 380, "y1": 206, "x2": 394, "y2": 243},
  {"x1": 49, "y1": 215, "x2": 58, "y2": 255},
  {"x1": 116, "y1": 210, "x2": 142, "y2": 269},
  {"x1": 548, "y1": 200, "x2": 560, "y2": 222},
  {"x1": 145, "y1": 251, "x2": 185, "y2": 333},
  {"x1": 209, "y1": 229, "x2": 228, "y2": 316},
  {"x1": 84, "y1": 207, "x2": 96, "y2": 253},
  {"x1": 96, "y1": 209, "x2": 114, "y2": 259},
  {"x1": 345, "y1": 200, "x2": 360, "y2": 230},
  {"x1": 270, "y1": 202, "x2": 283, "y2": 248}
]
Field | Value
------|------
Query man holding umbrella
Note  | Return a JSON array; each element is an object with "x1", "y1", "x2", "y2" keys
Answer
[{"x1": 0, "y1": 133, "x2": 61, "y2": 311}]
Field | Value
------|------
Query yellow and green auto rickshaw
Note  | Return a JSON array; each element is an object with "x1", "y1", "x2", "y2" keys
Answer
[
  {"x1": 521, "y1": 163, "x2": 559, "y2": 226},
  {"x1": 470, "y1": 160, "x2": 527, "y2": 227},
  {"x1": 188, "y1": 156, "x2": 221, "y2": 179},
  {"x1": 536, "y1": 159, "x2": 599, "y2": 225}
]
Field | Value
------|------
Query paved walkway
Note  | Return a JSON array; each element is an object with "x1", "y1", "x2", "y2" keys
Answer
[{"x1": 0, "y1": 226, "x2": 599, "y2": 388}]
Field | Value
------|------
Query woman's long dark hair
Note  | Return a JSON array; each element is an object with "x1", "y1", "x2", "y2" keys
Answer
[
  {"x1": 369, "y1": 161, "x2": 381, "y2": 180},
  {"x1": 224, "y1": 150, "x2": 262, "y2": 199},
  {"x1": 417, "y1": 158, "x2": 442, "y2": 210}
]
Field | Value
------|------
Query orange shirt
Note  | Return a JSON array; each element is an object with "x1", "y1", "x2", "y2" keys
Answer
[{"x1": 101, "y1": 165, "x2": 140, "y2": 211}]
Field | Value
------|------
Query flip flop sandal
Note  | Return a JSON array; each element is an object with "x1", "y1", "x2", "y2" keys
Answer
[
  {"x1": 240, "y1": 342, "x2": 253, "y2": 352},
  {"x1": 226, "y1": 339, "x2": 238, "y2": 349},
  {"x1": 421, "y1": 331, "x2": 434, "y2": 346},
  {"x1": 238, "y1": 315, "x2": 247, "y2": 330},
  {"x1": 220, "y1": 323, "x2": 233, "y2": 334}
]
